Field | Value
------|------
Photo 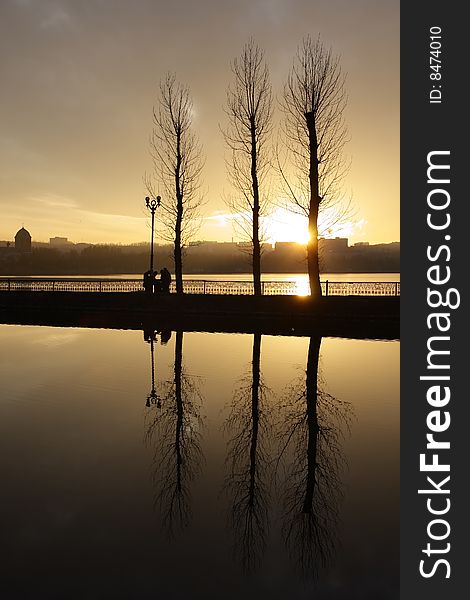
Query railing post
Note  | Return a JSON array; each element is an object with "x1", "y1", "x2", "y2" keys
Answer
[
  {"x1": 395, "y1": 282, "x2": 398, "y2": 296},
  {"x1": 99, "y1": 281, "x2": 102, "y2": 293},
  {"x1": 203, "y1": 280, "x2": 206, "y2": 295},
  {"x1": 261, "y1": 281, "x2": 265, "y2": 295},
  {"x1": 325, "y1": 280, "x2": 329, "y2": 297},
  {"x1": 8, "y1": 279, "x2": 10, "y2": 292}
]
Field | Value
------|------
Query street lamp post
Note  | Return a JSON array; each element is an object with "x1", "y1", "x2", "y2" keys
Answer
[{"x1": 145, "y1": 195, "x2": 161, "y2": 273}]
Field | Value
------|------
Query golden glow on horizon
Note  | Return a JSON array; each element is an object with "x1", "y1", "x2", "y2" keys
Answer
[
  {"x1": 264, "y1": 209, "x2": 310, "y2": 245},
  {"x1": 263, "y1": 208, "x2": 362, "y2": 245}
]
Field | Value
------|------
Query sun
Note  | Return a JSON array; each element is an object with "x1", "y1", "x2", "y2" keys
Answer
[
  {"x1": 263, "y1": 207, "x2": 361, "y2": 245},
  {"x1": 263, "y1": 208, "x2": 310, "y2": 245}
]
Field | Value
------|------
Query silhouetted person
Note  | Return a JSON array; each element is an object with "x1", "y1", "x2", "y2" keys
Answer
[
  {"x1": 143, "y1": 270, "x2": 155, "y2": 294},
  {"x1": 143, "y1": 328, "x2": 157, "y2": 343},
  {"x1": 160, "y1": 267, "x2": 172, "y2": 294},
  {"x1": 159, "y1": 330, "x2": 172, "y2": 345}
]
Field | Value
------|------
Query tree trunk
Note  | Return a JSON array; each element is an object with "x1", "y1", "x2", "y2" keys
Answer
[
  {"x1": 305, "y1": 111, "x2": 322, "y2": 298},
  {"x1": 302, "y1": 335, "x2": 321, "y2": 514},
  {"x1": 174, "y1": 212, "x2": 183, "y2": 294},
  {"x1": 250, "y1": 117, "x2": 262, "y2": 297},
  {"x1": 252, "y1": 213, "x2": 261, "y2": 297},
  {"x1": 249, "y1": 333, "x2": 261, "y2": 504},
  {"x1": 307, "y1": 207, "x2": 321, "y2": 297},
  {"x1": 175, "y1": 129, "x2": 184, "y2": 294},
  {"x1": 174, "y1": 330, "x2": 183, "y2": 490}
]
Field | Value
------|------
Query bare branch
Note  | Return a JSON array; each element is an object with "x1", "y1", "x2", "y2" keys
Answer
[
  {"x1": 147, "y1": 73, "x2": 205, "y2": 293},
  {"x1": 276, "y1": 336, "x2": 353, "y2": 577},
  {"x1": 223, "y1": 40, "x2": 273, "y2": 296},
  {"x1": 277, "y1": 36, "x2": 350, "y2": 297}
]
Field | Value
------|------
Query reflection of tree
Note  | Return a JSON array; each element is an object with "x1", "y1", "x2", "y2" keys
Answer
[
  {"x1": 278, "y1": 336, "x2": 352, "y2": 578},
  {"x1": 145, "y1": 330, "x2": 203, "y2": 538},
  {"x1": 223, "y1": 333, "x2": 272, "y2": 572}
]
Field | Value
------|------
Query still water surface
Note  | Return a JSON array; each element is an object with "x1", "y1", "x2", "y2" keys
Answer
[{"x1": 0, "y1": 325, "x2": 399, "y2": 599}]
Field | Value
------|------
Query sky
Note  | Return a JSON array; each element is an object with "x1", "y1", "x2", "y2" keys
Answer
[{"x1": 0, "y1": 0, "x2": 399, "y2": 245}]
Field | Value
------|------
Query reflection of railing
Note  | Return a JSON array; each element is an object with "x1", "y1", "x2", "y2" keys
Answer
[{"x1": 0, "y1": 278, "x2": 400, "y2": 296}]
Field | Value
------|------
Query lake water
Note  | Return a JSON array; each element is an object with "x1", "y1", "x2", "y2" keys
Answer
[{"x1": 0, "y1": 325, "x2": 399, "y2": 599}]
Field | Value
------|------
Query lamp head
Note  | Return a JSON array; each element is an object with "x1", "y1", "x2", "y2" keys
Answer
[{"x1": 145, "y1": 196, "x2": 160, "y2": 210}]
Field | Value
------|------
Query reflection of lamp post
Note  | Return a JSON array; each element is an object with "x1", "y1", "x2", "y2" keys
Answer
[
  {"x1": 145, "y1": 195, "x2": 161, "y2": 273},
  {"x1": 145, "y1": 330, "x2": 161, "y2": 408}
]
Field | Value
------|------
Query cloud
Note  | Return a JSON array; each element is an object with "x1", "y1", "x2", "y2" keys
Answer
[
  {"x1": 39, "y1": 3, "x2": 72, "y2": 30},
  {"x1": 321, "y1": 217, "x2": 368, "y2": 239},
  {"x1": 11, "y1": 0, "x2": 73, "y2": 29},
  {"x1": 32, "y1": 194, "x2": 79, "y2": 209},
  {"x1": 203, "y1": 210, "x2": 251, "y2": 226}
]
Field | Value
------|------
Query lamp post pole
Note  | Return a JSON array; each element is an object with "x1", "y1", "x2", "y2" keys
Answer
[{"x1": 145, "y1": 196, "x2": 161, "y2": 273}]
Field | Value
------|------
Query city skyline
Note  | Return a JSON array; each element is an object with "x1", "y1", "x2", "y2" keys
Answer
[
  {"x1": 0, "y1": 0, "x2": 399, "y2": 245},
  {"x1": 1, "y1": 223, "x2": 397, "y2": 248}
]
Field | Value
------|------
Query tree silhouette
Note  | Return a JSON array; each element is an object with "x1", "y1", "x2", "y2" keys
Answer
[
  {"x1": 144, "y1": 330, "x2": 204, "y2": 537},
  {"x1": 223, "y1": 333, "x2": 273, "y2": 571},
  {"x1": 146, "y1": 73, "x2": 204, "y2": 294},
  {"x1": 223, "y1": 39, "x2": 273, "y2": 296},
  {"x1": 279, "y1": 36, "x2": 349, "y2": 297},
  {"x1": 277, "y1": 336, "x2": 353, "y2": 578}
]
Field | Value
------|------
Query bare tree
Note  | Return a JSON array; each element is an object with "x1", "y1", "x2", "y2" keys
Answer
[
  {"x1": 224, "y1": 40, "x2": 273, "y2": 296},
  {"x1": 276, "y1": 336, "x2": 353, "y2": 578},
  {"x1": 223, "y1": 334, "x2": 273, "y2": 572},
  {"x1": 147, "y1": 73, "x2": 204, "y2": 294},
  {"x1": 279, "y1": 36, "x2": 349, "y2": 297},
  {"x1": 144, "y1": 331, "x2": 204, "y2": 537}
]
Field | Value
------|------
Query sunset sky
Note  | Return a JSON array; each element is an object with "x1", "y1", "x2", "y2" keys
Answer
[{"x1": 0, "y1": 0, "x2": 399, "y2": 246}]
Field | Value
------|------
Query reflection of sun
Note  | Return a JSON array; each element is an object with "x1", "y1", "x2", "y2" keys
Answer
[{"x1": 292, "y1": 275, "x2": 311, "y2": 296}]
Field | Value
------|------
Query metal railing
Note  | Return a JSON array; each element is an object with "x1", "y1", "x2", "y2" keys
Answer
[{"x1": 0, "y1": 277, "x2": 400, "y2": 296}]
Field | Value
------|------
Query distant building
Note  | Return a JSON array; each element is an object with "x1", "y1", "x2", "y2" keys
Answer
[
  {"x1": 188, "y1": 241, "x2": 221, "y2": 255},
  {"x1": 50, "y1": 237, "x2": 72, "y2": 248},
  {"x1": 274, "y1": 241, "x2": 300, "y2": 252},
  {"x1": 318, "y1": 237, "x2": 348, "y2": 253},
  {"x1": 237, "y1": 241, "x2": 252, "y2": 250},
  {"x1": 354, "y1": 241, "x2": 370, "y2": 247},
  {"x1": 189, "y1": 240, "x2": 218, "y2": 247},
  {"x1": 15, "y1": 227, "x2": 32, "y2": 253}
]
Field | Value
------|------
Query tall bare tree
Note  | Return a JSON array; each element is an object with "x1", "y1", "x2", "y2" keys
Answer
[
  {"x1": 223, "y1": 334, "x2": 273, "y2": 572},
  {"x1": 224, "y1": 40, "x2": 273, "y2": 296},
  {"x1": 280, "y1": 36, "x2": 349, "y2": 297},
  {"x1": 144, "y1": 330, "x2": 204, "y2": 537},
  {"x1": 147, "y1": 73, "x2": 204, "y2": 294},
  {"x1": 277, "y1": 336, "x2": 352, "y2": 577}
]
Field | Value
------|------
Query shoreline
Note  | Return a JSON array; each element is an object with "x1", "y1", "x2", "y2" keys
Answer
[{"x1": 0, "y1": 291, "x2": 400, "y2": 340}]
